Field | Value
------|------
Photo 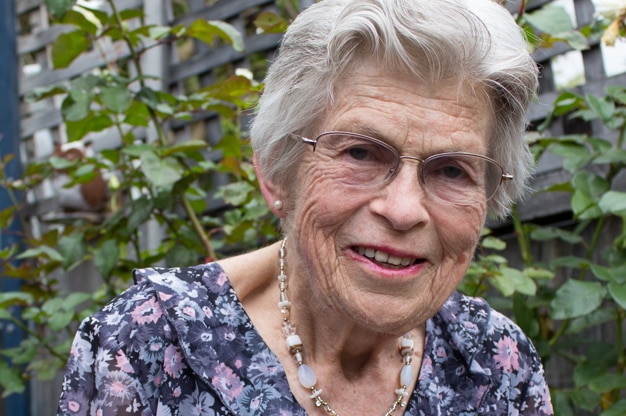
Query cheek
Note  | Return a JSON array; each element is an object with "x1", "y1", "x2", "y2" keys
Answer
[
  {"x1": 290, "y1": 163, "x2": 368, "y2": 234},
  {"x1": 434, "y1": 204, "x2": 485, "y2": 258}
]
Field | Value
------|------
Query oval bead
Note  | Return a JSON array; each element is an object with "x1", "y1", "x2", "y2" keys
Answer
[
  {"x1": 298, "y1": 364, "x2": 317, "y2": 388},
  {"x1": 400, "y1": 364, "x2": 413, "y2": 387}
]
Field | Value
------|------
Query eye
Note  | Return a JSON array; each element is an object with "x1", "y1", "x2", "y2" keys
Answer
[
  {"x1": 340, "y1": 140, "x2": 392, "y2": 165},
  {"x1": 425, "y1": 156, "x2": 475, "y2": 183},
  {"x1": 347, "y1": 145, "x2": 372, "y2": 161},
  {"x1": 440, "y1": 165, "x2": 466, "y2": 179}
]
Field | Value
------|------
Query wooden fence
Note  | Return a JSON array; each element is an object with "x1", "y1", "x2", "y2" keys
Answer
[{"x1": 10, "y1": 0, "x2": 626, "y2": 414}]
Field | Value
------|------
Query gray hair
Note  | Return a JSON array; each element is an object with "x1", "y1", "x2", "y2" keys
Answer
[{"x1": 250, "y1": 0, "x2": 538, "y2": 218}]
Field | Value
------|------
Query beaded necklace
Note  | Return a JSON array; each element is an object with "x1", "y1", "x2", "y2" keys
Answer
[{"x1": 277, "y1": 239, "x2": 414, "y2": 415}]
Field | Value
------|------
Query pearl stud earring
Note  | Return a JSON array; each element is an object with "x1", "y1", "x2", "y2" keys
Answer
[{"x1": 274, "y1": 200, "x2": 284, "y2": 210}]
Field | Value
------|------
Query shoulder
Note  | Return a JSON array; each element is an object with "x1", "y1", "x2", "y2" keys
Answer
[
  {"x1": 426, "y1": 291, "x2": 552, "y2": 415},
  {"x1": 431, "y1": 291, "x2": 536, "y2": 358}
]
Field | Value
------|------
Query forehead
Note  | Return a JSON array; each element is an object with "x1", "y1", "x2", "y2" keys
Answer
[{"x1": 320, "y1": 69, "x2": 493, "y2": 155}]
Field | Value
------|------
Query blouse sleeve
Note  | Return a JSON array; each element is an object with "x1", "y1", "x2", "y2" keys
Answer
[{"x1": 57, "y1": 311, "x2": 152, "y2": 415}]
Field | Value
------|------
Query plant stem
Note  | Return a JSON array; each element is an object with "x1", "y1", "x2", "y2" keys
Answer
[
  {"x1": 7, "y1": 314, "x2": 67, "y2": 361},
  {"x1": 182, "y1": 196, "x2": 216, "y2": 261},
  {"x1": 511, "y1": 205, "x2": 532, "y2": 266}
]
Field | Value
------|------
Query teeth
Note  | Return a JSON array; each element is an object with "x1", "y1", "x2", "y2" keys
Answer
[
  {"x1": 357, "y1": 247, "x2": 415, "y2": 267},
  {"x1": 374, "y1": 250, "x2": 389, "y2": 263}
]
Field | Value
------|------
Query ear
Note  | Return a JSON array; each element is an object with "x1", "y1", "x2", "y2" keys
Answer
[{"x1": 254, "y1": 153, "x2": 287, "y2": 217}]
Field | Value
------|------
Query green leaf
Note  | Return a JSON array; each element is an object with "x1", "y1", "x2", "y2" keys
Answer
[
  {"x1": 161, "y1": 140, "x2": 208, "y2": 157},
  {"x1": 0, "y1": 292, "x2": 34, "y2": 307},
  {"x1": 503, "y1": 266, "x2": 537, "y2": 296},
  {"x1": 93, "y1": 239, "x2": 119, "y2": 278},
  {"x1": 65, "y1": 114, "x2": 113, "y2": 142},
  {"x1": 513, "y1": 293, "x2": 539, "y2": 337},
  {"x1": 551, "y1": 279, "x2": 607, "y2": 319},
  {"x1": 121, "y1": 144, "x2": 155, "y2": 157},
  {"x1": 0, "y1": 206, "x2": 16, "y2": 229},
  {"x1": 100, "y1": 85, "x2": 133, "y2": 113},
  {"x1": 549, "y1": 142, "x2": 591, "y2": 173},
  {"x1": 574, "y1": 358, "x2": 608, "y2": 389},
  {"x1": 530, "y1": 226, "x2": 584, "y2": 244},
  {"x1": 165, "y1": 245, "x2": 199, "y2": 267},
  {"x1": 523, "y1": 267, "x2": 555, "y2": 280},
  {"x1": 126, "y1": 197, "x2": 153, "y2": 233},
  {"x1": 16, "y1": 246, "x2": 63, "y2": 262},
  {"x1": 123, "y1": 100, "x2": 151, "y2": 127},
  {"x1": 599, "y1": 191, "x2": 626, "y2": 215},
  {"x1": 63, "y1": 292, "x2": 91, "y2": 310},
  {"x1": 552, "y1": 391, "x2": 575, "y2": 416},
  {"x1": 62, "y1": 7, "x2": 101, "y2": 35},
  {"x1": 148, "y1": 25, "x2": 172, "y2": 40},
  {"x1": 140, "y1": 152, "x2": 183, "y2": 188},
  {"x1": 602, "y1": 399, "x2": 626, "y2": 416},
  {"x1": 555, "y1": 30, "x2": 589, "y2": 50},
  {"x1": 48, "y1": 309, "x2": 75, "y2": 331},
  {"x1": 491, "y1": 273, "x2": 515, "y2": 297},
  {"x1": 0, "y1": 361, "x2": 26, "y2": 397},
  {"x1": 570, "y1": 388, "x2": 601, "y2": 411},
  {"x1": 591, "y1": 263, "x2": 622, "y2": 283},
  {"x1": 552, "y1": 91, "x2": 584, "y2": 115},
  {"x1": 187, "y1": 19, "x2": 244, "y2": 52},
  {"x1": 524, "y1": 5, "x2": 574, "y2": 35},
  {"x1": 219, "y1": 181, "x2": 255, "y2": 206},
  {"x1": 567, "y1": 307, "x2": 616, "y2": 334},
  {"x1": 62, "y1": 90, "x2": 93, "y2": 121},
  {"x1": 46, "y1": 0, "x2": 77, "y2": 20},
  {"x1": 608, "y1": 282, "x2": 626, "y2": 309},
  {"x1": 57, "y1": 233, "x2": 86, "y2": 269},
  {"x1": 550, "y1": 255, "x2": 590, "y2": 269},
  {"x1": 571, "y1": 172, "x2": 609, "y2": 219},
  {"x1": 51, "y1": 30, "x2": 90, "y2": 69},
  {"x1": 254, "y1": 12, "x2": 289, "y2": 34},
  {"x1": 590, "y1": 373, "x2": 626, "y2": 393},
  {"x1": 481, "y1": 236, "x2": 506, "y2": 250},
  {"x1": 607, "y1": 86, "x2": 626, "y2": 104},
  {"x1": 594, "y1": 148, "x2": 626, "y2": 164},
  {"x1": 586, "y1": 94, "x2": 615, "y2": 123}
]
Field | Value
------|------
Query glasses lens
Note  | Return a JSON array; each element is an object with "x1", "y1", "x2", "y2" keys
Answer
[
  {"x1": 422, "y1": 153, "x2": 503, "y2": 204},
  {"x1": 313, "y1": 133, "x2": 398, "y2": 187}
]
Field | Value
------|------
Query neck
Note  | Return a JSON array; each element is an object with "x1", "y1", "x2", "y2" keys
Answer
[{"x1": 277, "y1": 239, "x2": 421, "y2": 415}]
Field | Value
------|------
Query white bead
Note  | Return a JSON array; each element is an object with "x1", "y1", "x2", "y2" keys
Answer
[
  {"x1": 395, "y1": 388, "x2": 409, "y2": 397},
  {"x1": 401, "y1": 337, "x2": 414, "y2": 349},
  {"x1": 286, "y1": 334, "x2": 302, "y2": 350},
  {"x1": 400, "y1": 364, "x2": 413, "y2": 387},
  {"x1": 298, "y1": 364, "x2": 317, "y2": 388}
]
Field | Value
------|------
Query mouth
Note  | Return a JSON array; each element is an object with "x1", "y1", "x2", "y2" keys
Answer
[{"x1": 354, "y1": 246, "x2": 421, "y2": 269}]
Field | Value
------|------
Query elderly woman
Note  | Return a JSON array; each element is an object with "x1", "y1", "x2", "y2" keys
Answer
[{"x1": 57, "y1": 0, "x2": 552, "y2": 415}]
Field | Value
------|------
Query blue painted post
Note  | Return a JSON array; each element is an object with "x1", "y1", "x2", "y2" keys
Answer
[{"x1": 0, "y1": 0, "x2": 30, "y2": 415}]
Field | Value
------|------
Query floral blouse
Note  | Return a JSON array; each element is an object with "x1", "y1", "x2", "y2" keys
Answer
[{"x1": 57, "y1": 263, "x2": 553, "y2": 415}]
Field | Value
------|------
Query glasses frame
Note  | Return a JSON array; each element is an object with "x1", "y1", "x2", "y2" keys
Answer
[{"x1": 292, "y1": 131, "x2": 513, "y2": 202}]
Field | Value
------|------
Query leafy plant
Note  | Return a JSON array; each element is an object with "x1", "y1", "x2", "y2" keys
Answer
[
  {"x1": 0, "y1": 0, "x2": 288, "y2": 397},
  {"x1": 461, "y1": 2, "x2": 626, "y2": 414}
]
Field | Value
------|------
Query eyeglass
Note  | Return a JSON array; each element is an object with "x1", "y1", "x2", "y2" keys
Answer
[{"x1": 292, "y1": 131, "x2": 512, "y2": 206}]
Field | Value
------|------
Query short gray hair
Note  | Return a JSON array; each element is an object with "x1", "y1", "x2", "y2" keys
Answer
[{"x1": 250, "y1": 0, "x2": 539, "y2": 218}]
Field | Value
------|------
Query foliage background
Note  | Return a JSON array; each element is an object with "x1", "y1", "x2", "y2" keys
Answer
[{"x1": 1, "y1": 0, "x2": 626, "y2": 414}]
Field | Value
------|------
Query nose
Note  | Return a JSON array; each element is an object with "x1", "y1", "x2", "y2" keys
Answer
[{"x1": 369, "y1": 158, "x2": 430, "y2": 231}]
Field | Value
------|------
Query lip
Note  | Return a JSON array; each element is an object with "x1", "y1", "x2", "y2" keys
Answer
[{"x1": 348, "y1": 245, "x2": 427, "y2": 276}]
